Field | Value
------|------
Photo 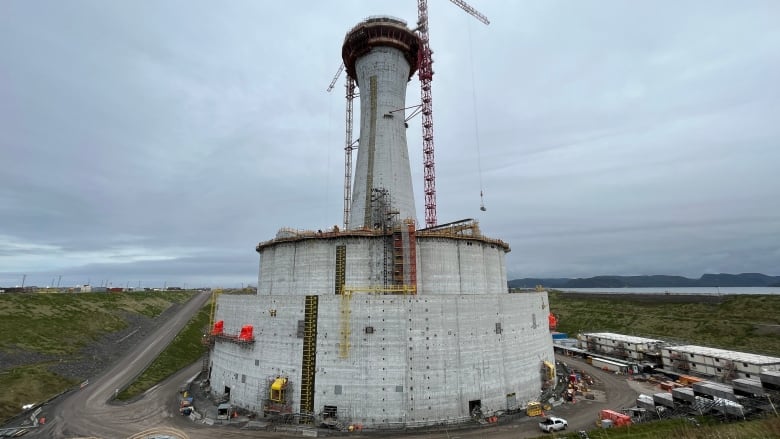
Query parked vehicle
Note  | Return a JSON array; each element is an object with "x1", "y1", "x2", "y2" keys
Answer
[{"x1": 539, "y1": 416, "x2": 568, "y2": 432}]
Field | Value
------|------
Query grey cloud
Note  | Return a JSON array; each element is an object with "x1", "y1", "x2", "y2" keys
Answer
[{"x1": 1, "y1": 1, "x2": 778, "y2": 287}]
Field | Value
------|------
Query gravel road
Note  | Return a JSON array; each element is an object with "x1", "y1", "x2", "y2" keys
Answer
[{"x1": 28, "y1": 291, "x2": 210, "y2": 439}]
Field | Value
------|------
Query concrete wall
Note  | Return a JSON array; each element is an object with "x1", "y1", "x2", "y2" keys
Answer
[
  {"x1": 349, "y1": 46, "x2": 416, "y2": 229},
  {"x1": 208, "y1": 295, "x2": 306, "y2": 412},
  {"x1": 416, "y1": 238, "x2": 507, "y2": 295},
  {"x1": 210, "y1": 291, "x2": 554, "y2": 427},
  {"x1": 257, "y1": 236, "x2": 509, "y2": 296}
]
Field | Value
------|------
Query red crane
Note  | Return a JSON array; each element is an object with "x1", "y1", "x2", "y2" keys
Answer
[
  {"x1": 330, "y1": 1, "x2": 489, "y2": 229},
  {"x1": 417, "y1": 0, "x2": 489, "y2": 227}
]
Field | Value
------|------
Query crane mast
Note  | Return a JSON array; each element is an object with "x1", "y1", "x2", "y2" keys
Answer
[
  {"x1": 417, "y1": 0, "x2": 489, "y2": 228},
  {"x1": 343, "y1": 77, "x2": 356, "y2": 229},
  {"x1": 417, "y1": 0, "x2": 437, "y2": 228}
]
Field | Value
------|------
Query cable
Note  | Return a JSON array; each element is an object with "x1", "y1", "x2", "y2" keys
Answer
[{"x1": 468, "y1": 22, "x2": 486, "y2": 212}]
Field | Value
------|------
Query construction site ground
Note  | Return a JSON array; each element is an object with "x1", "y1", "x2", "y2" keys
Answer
[{"x1": 4, "y1": 292, "x2": 651, "y2": 439}]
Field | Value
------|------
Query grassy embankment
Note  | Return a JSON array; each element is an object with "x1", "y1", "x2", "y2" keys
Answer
[
  {"x1": 116, "y1": 304, "x2": 209, "y2": 400},
  {"x1": 548, "y1": 291, "x2": 780, "y2": 356},
  {"x1": 0, "y1": 291, "x2": 193, "y2": 422}
]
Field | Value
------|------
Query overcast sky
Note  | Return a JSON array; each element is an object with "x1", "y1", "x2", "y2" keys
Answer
[{"x1": 2, "y1": 1, "x2": 778, "y2": 288}]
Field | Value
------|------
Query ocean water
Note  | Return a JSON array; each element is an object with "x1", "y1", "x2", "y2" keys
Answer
[{"x1": 558, "y1": 287, "x2": 780, "y2": 295}]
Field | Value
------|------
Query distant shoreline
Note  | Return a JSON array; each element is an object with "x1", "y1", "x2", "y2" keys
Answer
[
  {"x1": 552, "y1": 286, "x2": 779, "y2": 295},
  {"x1": 553, "y1": 291, "x2": 730, "y2": 304},
  {"x1": 508, "y1": 273, "x2": 780, "y2": 289}
]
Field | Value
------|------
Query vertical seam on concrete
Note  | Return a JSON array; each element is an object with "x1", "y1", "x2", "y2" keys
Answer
[{"x1": 363, "y1": 75, "x2": 378, "y2": 228}]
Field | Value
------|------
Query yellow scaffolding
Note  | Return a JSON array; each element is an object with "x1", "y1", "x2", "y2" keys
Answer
[
  {"x1": 339, "y1": 291, "x2": 352, "y2": 358},
  {"x1": 208, "y1": 288, "x2": 223, "y2": 330},
  {"x1": 335, "y1": 246, "x2": 346, "y2": 296},
  {"x1": 300, "y1": 295, "x2": 318, "y2": 415},
  {"x1": 342, "y1": 285, "x2": 417, "y2": 295}
]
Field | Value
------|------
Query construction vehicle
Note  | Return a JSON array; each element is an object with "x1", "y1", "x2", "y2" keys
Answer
[{"x1": 526, "y1": 401, "x2": 543, "y2": 416}]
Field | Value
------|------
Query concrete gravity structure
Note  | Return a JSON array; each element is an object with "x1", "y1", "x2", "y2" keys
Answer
[{"x1": 208, "y1": 16, "x2": 555, "y2": 429}]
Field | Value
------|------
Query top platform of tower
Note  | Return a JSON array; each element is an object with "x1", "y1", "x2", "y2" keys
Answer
[{"x1": 342, "y1": 16, "x2": 420, "y2": 85}]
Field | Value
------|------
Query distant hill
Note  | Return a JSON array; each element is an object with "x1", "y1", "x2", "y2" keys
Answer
[
  {"x1": 505, "y1": 278, "x2": 571, "y2": 288},
  {"x1": 508, "y1": 273, "x2": 780, "y2": 289}
]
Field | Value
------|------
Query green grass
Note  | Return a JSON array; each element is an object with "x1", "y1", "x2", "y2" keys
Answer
[
  {"x1": 117, "y1": 304, "x2": 210, "y2": 400},
  {"x1": 0, "y1": 291, "x2": 193, "y2": 355},
  {"x1": 0, "y1": 364, "x2": 78, "y2": 424},
  {"x1": 535, "y1": 417, "x2": 780, "y2": 439},
  {"x1": 0, "y1": 291, "x2": 195, "y2": 422},
  {"x1": 549, "y1": 292, "x2": 780, "y2": 356}
]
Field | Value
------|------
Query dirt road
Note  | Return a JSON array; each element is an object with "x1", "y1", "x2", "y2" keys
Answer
[{"x1": 30, "y1": 291, "x2": 210, "y2": 439}]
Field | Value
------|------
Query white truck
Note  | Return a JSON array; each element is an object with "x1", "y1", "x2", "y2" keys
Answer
[{"x1": 539, "y1": 416, "x2": 568, "y2": 433}]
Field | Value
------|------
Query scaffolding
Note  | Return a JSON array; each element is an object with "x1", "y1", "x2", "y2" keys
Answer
[
  {"x1": 263, "y1": 376, "x2": 295, "y2": 417},
  {"x1": 300, "y1": 295, "x2": 318, "y2": 418},
  {"x1": 392, "y1": 221, "x2": 417, "y2": 293},
  {"x1": 339, "y1": 291, "x2": 352, "y2": 359},
  {"x1": 211, "y1": 333, "x2": 255, "y2": 346},
  {"x1": 335, "y1": 245, "x2": 346, "y2": 296}
]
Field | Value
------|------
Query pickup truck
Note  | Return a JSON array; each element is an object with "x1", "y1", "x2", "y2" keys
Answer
[{"x1": 539, "y1": 416, "x2": 568, "y2": 433}]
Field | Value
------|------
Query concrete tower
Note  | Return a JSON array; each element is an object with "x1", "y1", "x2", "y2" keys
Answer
[
  {"x1": 342, "y1": 17, "x2": 420, "y2": 229},
  {"x1": 207, "y1": 15, "x2": 556, "y2": 430}
]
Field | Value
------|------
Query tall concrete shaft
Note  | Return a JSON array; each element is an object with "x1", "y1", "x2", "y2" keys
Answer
[{"x1": 342, "y1": 17, "x2": 420, "y2": 229}]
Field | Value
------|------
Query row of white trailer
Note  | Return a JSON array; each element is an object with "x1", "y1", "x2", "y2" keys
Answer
[
  {"x1": 635, "y1": 370, "x2": 780, "y2": 419},
  {"x1": 579, "y1": 332, "x2": 780, "y2": 382}
]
